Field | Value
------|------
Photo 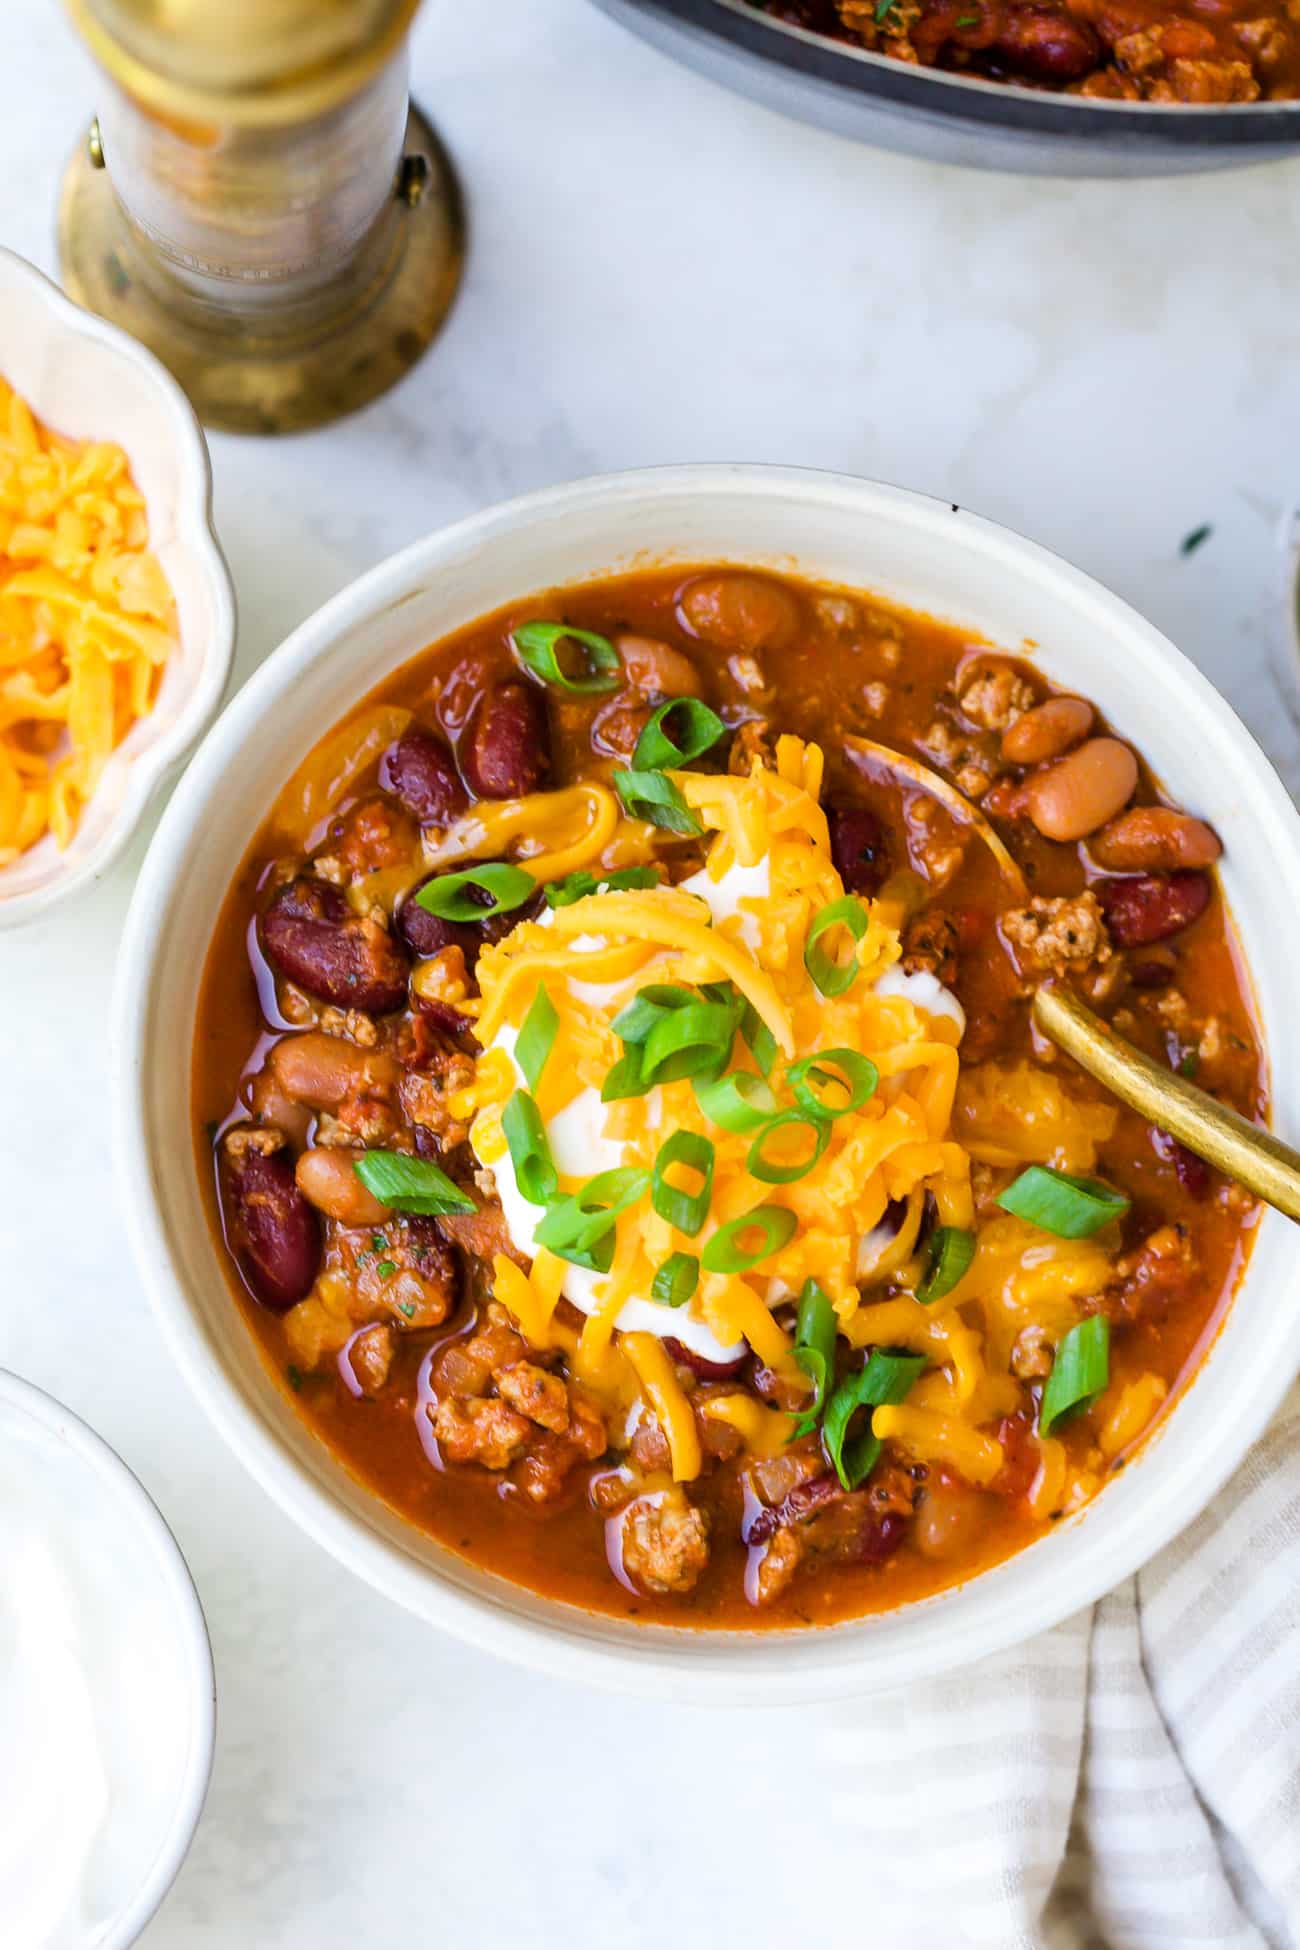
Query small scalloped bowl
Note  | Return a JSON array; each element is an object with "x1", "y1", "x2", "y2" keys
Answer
[{"x1": 0, "y1": 249, "x2": 235, "y2": 928}]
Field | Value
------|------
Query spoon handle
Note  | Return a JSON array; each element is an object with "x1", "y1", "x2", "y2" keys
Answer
[{"x1": 1031, "y1": 984, "x2": 1300, "y2": 1226}]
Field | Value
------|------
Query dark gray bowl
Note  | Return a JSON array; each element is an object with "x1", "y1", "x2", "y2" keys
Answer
[{"x1": 593, "y1": 0, "x2": 1300, "y2": 173}]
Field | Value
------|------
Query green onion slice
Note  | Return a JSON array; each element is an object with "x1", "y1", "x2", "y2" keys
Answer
[
  {"x1": 511, "y1": 621, "x2": 622, "y2": 694},
  {"x1": 651, "y1": 1251, "x2": 700, "y2": 1308},
  {"x1": 612, "y1": 767, "x2": 703, "y2": 838},
  {"x1": 651, "y1": 1131, "x2": 715, "y2": 1237},
  {"x1": 631, "y1": 697, "x2": 727, "y2": 772},
  {"x1": 789, "y1": 1279, "x2": 837, "y2": 1440},
  {"x1": 1039, "y1": 1316, "x2": 1110, "y2": 1436},
  {"x1": 515, "y1": 984, "x2": 558, "y2": 1093},
  {"x1": 552, "y1": 1232, "x2": 617, "y2": 1275},
  {"x1": 611, "y1": 983, "x2": 695, "y2": 1047},
  {"x1": 804, "y1": 896, "x2": 869, "y2": 998},
  {"x1": 415, "y1": 862, "x2": 536, "y2": 922},
  {"x1": 501, "y1": 1091, "x2": 557, "y2": 1208},
  {"x1": 916, "y1": 1225, "x2": 975, "y2": 1305},
  {"x1": 352, "y1": 1150, "x2": 476, "y2": 1217},
  {"x1": 700, "y1": 1203, "x2": 797, "y2": 1275},
  {"x1": 544, "y1": 866, "x2": 659, "y2": 909},
  {"x1": 823, "y1": 1348, "x2": 926, "y2": 1490},
  {"x1": 996, "y1": 1165, "x2": 1131, "y2": 1239},
  {"x1": 640, "y1": 1001, "x2": 736, "y2": 1086},
  {"x1": 692, "y1": 1068, "x2": 778, "y2": 1133},
  {"x1": 746, "y1": 1110, "x2": 830, "y2": 1186},
  {"x1": 534, "y1": 1167, "x2": 650, "y2": 1257},
  {"x1": 739, "y1": 998, "x2": 778, "y2": 1078},
  {"x1": 600, "y1": 1050, "x2": 649, "y2": 1103},
  {"x1": 787, "y1": 1048, "x2": 879, "y2": 1121}
]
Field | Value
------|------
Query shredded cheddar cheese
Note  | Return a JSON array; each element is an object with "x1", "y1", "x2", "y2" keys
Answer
[
  {"x1": 460, "y1": 735, "x2": 1138, "y2": 1503},
  {"x1": 0, "y1": 376, "x2": 179, "y2": 861}
]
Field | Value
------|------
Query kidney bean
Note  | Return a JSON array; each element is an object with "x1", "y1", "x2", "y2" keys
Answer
[
  {"x1": 462, "y1": 682, "x2": 550, "y2": 799},
  {"x1": 664, "y1": 1337, "x2": 748, "y2": 1383},
  {"x1": 219, "y1": 1137, "x2": 320, "y2": 1313},
  {"x1": 615, "y1": 633, "x2": 700, "y2": 698},
  {"x1": 260, "y1": 877, "x2": 410, "y2": 1013},
  {"x1": 380, "y1": 725, "x2": 468, "y2": 828},
  {"x1": 1000, "y1": 696, "x2": 1093, "y2": 766},
  {"x1": 266, "y1": 1031, "x2": 399, "y2": 1112},
  {"x1": 829, "y1": 804, "x2": 890, "y2": 897},
  {"x1": 858, "y1": 1509, "x2": 909, "y2": 1566},
  {"x1": 1025, "y1": 737, "x2": 1138, "y2": 843},
  {"x1": 397, "y1": 873, "x2": 479, "y2": 961},
  {"x1": 1128, "y1": 951, "x2": 1177, "y2": 990},
  {"x1": 1151, "y1": 1128, "x2": 1211, "y2": 1200},
  {"x1": 992, "y1": 4, "x2": 1100, "y2": 80},
  {"x1": 1099, "y1": 870, "x2": 1210, "y2": 947},
  {"x1": 679, "y1": 572, "x2": 801, "y2": 654},
  {"x1": 746, "y1": 1471, "x2": 844, "y2": 1545},
  {"x1": 294, "y1": 1146, "x2": 390, "y2": 1227},
  {"x1": 1091, "y1": 806, "x2": 1222, "y2": 873}
]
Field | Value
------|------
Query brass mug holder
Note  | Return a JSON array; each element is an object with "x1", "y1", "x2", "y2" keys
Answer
[{"x1": 57, "y1": 3, "x2": 464, "y2": 436}]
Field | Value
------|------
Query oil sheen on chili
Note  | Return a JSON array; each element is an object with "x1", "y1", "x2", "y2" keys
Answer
[{"x1": 194, "y1": 565, "x2": 1264, "y2": 1628}]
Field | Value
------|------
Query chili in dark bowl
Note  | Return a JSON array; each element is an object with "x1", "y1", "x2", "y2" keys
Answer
[{"x1": 753, "y1": 0, "x2": 1300, "y2": 99}]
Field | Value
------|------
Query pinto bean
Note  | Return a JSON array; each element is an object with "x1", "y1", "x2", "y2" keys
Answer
[
  {"x1": 294, "y1": 1147, "x2": 390, "y2": 1226},
  {"x1": 993, "y1": 4, "x2": 1100, "y2": 80},
  {"x1": 1091, "y1": 806, "x2": 1222, "y2": 873},
  {"x1": 260, "y1": 876, "x2": 410, "y2": 1013},
  {"x1": 829, "y1": 804, "x2": 890, "y2": 898},
  {"x1": 219, "y1": 1137, "x2": 320, "y2": 1313},
  {"x1": 462, "y1": 682, "x2": 549, "y2": 799},
  {"x1": 1025, "y1": 738, "x2": 1138, "y2": 843},
  {"x1": 914, "y1": 1479, "x2": 992, "y2": 1561},
  {"x1": 615, "y1": 633, "x2": 700, "y2": 698},
  {"x1": 1098, "y1": 871, "x2": 1211, "y2": 947},
  {"x1": 1000, "y1": 696, "x2": 1093, "y2": 766},
  {"x1": 380, "y1": 725, "x2": 468, "y2": 828},
  {"x1": 267, "y1": 1031, "x2": 398, "y2": 1111},
  {"x1": 679, "y1": 572, "x2": 801, "y2": 654}
]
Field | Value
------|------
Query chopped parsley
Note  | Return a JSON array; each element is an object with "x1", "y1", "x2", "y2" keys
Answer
[
  {"x1": 286, "y1": 1364, "x2": 303, "y2": 1393},
  {"x1": 375, "y1": 1259, "x2": 397, "y2": 1280},
  {"x1": 371, "y1": 1233, "x2": 389, "y2": 1252},
  {"x1": 1180, "y1": 523, "x2": 1213, "y2": 558},
  {"x1": 1178, "y1": 1049, "x2": 1200, "y2": 1080},
  {"x1": 397, "y1": 1300, "x2": 416, "y2": 1319}
]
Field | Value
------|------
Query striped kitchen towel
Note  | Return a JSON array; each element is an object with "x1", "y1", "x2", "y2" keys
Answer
[{"x1": 822, "y1": 1381, "x2": 1300, "y2": 1949}]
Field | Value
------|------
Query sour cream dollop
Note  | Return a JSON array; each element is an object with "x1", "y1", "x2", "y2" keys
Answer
[
  {"x1": 0, "y1": 1393, "x2": 206, "y2": 1948},
  {"x1": 476, "y1": 855, "x2": 964, "y2": 1362}
]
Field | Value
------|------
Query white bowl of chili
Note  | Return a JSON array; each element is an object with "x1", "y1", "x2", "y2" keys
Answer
[
  {"x1": 116, "y1": 464, "x2": 1300, "y2": 1701},
  {"x1": 0, "y1": 248, "x2": 235, "y2": 928}
]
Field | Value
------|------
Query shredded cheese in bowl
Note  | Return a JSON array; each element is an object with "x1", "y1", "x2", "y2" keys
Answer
[{"x1": 0, "y1": 376, "x2": 179, "y2": 864}]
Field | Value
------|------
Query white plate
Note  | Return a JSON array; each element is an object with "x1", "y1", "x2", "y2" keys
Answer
[
  {"x1": 0, "y1": 1369, "x2": 214, "y2": 1946},
  {"x1": 0, "y1": 249, "x2": 235, "y2": 927},
  {"x1": 114, "y1": 464, "x2": 1300, "y2": 1702}
]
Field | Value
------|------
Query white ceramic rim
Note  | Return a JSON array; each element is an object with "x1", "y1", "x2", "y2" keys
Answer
[
  {"x1": 0, "y1": 1367, "x2": 215, "y2": 1944},
  {"x1": 0, "y1": 247, "x2": 236, "y2": 928},
  {"x1": 115, "y1": 464, "x2": 1300, "y2": 1702}
]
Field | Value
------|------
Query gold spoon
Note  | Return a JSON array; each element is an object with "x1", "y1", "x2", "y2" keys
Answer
[{"x1": 1031, "y1": 984, "x2": 1300, "y2": 1226}]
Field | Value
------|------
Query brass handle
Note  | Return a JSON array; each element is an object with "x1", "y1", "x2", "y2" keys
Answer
[{"x1": 1031, "y1": 984, "x2": 1300, "y2": 1226}]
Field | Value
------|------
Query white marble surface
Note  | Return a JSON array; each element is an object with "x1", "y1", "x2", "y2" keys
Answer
[{"x1": 4, "y1": 2, "x2": 1300, "y2": 1944}]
